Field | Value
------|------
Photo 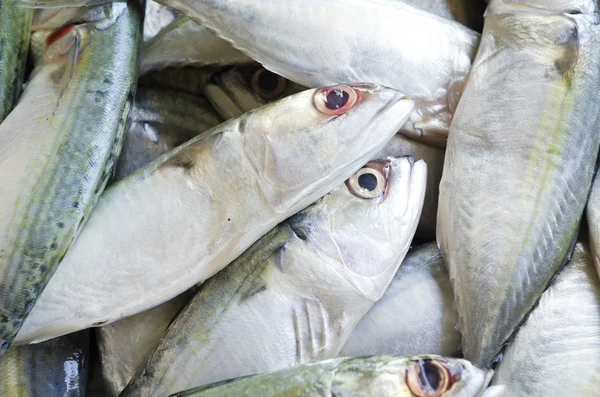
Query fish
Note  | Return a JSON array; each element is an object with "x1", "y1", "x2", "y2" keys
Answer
[
  {"x1": 0, "y1": 4, "x2": 32, "y2": 123},
  {"x1": 204, "y1": 65, "x2": 306, "y2": 119},
  {"x1": 143, "y1": 0, "x2": 179, "y2": 41},
  {"x1": 141, "y1": 16, "x2": 252, "y2": 73},
  {"x1": 0, "y1": 2, "x2": 141, "y2": 355},
  {"x1": 138, "y1": 67, "x2": 217, "y2": 97},
  {"x1": 587, "y1": 172, "x2": 600, "y2": 277},
  {"x1": 437, "y1": 0, "x2": 600, "y2": 367},
  {"x1": 340, "y1": 242, "x2": 460, "y2": 357},
  {"x1": 375, "y1": 135, "x2": 444, "y2": 241},
  {"x1": 169, "y1": 355, "x2": 492, "y2": 397},
  {"x1": 114, "y1": 87, "x2": 223, "y2": 181},
  {"x1": 202, "y1": 66, "x2": 441, "y2": 239},
  {"x1": 15, "y1": 84, "x2": 415, "y2": 344},
  {"x1": 97, "y1": 291, "x2": 195, "y2": 397},
  {"x1": 155, "y1": 0, "x2": 479, "y2": 146},
  {"x1": 120, "y1": 156, "x2": 427, "y2": 396},
  {"x1": 490, "y1": 241, "x2": 600, "y2": 396},
  {"x1": 0, "y1": 331, "x2": 89, "y2": 396},
  {"x1": 404, "y1": 0, "x2": 485, "y2": 31}
]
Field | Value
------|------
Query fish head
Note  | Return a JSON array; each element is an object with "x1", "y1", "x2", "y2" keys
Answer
[
  {"x1": 485, "y1": 0, "x2": 596, "y2": 14},
  {"x1": 240, "y1": 83, "x2": 415, "y2": 214},
  {"x1": 210, "y1": 64, "x2": 306, "y2": 115},
  {"x1": 289, "y1": 156, "x2": 427, "y2": 300},
  {"x1": 330, "y1": 355, "x2": 492, "y2": 397}
]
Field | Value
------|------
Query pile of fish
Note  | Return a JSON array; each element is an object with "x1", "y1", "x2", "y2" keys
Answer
[{"x1": 1, "y1": 0, "x2": 599, "y2": 396}]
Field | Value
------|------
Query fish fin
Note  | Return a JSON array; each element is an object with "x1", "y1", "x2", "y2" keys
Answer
[
  {"x1": 15, "y1": 0, "x2": 112, "y2": 8},
  {"x1": 45, "y1": 24, "x2": 81, "y2": 107}
]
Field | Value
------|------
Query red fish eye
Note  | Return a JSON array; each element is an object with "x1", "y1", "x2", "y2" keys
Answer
[{"x1": 313, "y1": 85, "x2": 360, "y2": 115}]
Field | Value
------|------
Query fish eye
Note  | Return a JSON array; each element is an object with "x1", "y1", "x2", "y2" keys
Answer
[
  {"x1": 251, "y1": 68, "x2": 288, "y2": 99},
  {"x1": 345, "y1": 160, "x2": 390, "y2": 199},
  {"x1": 406, "y1": 359, "x2": 451, "y2": 397},
  {"x1": 313, "y1": 85, "x2": 359, "y2": 115}
]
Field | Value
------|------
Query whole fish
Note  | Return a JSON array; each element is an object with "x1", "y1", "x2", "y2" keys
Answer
[
  {"x1": 490, "y1": 241, "x2": 600, "y2": 396},
  {"x1": 405, "y1": 0, "x2": 485, "y2": 31},
  {"x1": 437, "y1": 0, "x2": 600, "y2": 367},
  {"x1": 0, "y1": 4, "x2": 32, "y2": 123},
  {"x1": 143, "y1": 0, "x2": 178, "y2": 41},
  {"x1": 156, "y1": 0, "x2": 479, "y2": 146},
  {"x1": 138, "y1": 67, "x2": 216, "y2": 97},
  {"x1": 121, "y1": 156, "x2": 427, "y2": 396},
  {"x1": 0, "y1": 332, "x2": 89, "y2": 396},
  {"x1": 0, "y1": 2, "x2": 141, "y2": 355},
  {"x1": 204, "y1": 65, "x2": 306, "y2": 119},
  {"x1": 16, "y1": 84, "x2": 415, "y2": 344},
  {"x1": 170, "y1": 355, "x2": 492, "y2": 397},
  {"x1": 97, "y1": 291, "x2": 194, "y2": 397},
  {"x1": 375, "y1": 135, "x2": 444, "y2": 241},
  {"x1": 141, "y1": 16, "x2": 252, "y2": 73},
  {"x1": 340, "y1": 242, "x2": 460, "y2": 357},
  {"x1": 587, "y1": 173, "x2": 600, "y2": 276},
  {"x1": 114, "y1": 87, "x2": 223, "y2": 181}
]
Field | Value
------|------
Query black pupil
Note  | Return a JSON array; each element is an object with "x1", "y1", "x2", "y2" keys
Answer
[
  {"x1": 419, "y1": 361, "x2": 441, "y2": 391},
  {"x1": 325, "y1": 89, "x2": 350, "y2": 110},
  {"x1": 258, "y1": 71, "x2": 279, "y2": 92},
  {"x1": 358, "y1": 173, "x2": 378, "y2": 192}
]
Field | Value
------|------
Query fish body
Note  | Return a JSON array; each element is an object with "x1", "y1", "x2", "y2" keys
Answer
[
  {"x1": 404, "y1": 0, "x2": 485, "y2": 30},
  {"x1": 138, "y1": 67, "x2": 216, "y2": 96},
  {"x1": 340, "y1": 242, "x2": 460, "y2": 357},
  {"x1": 114, "y1": 87, "x2": 222, "y2": 181},
  {"x1": 97, "y1": 292, "x2": 193, "y2": 397},
  {"x1": 16, "y1": 84, "x2": 415, "y2": 344},
  {"x1": 141, "y1": 16, "x2": 252, "y2": 73},
  {"x1": 587, "y1": 173, "x2": 600, "y2": 277},
  {"x1": 170, "y1": 355, "x2": 492, "y2": 397},
  {"x1": 121, "y1": 156, "x2": 426, "y2": 396},
  {"x1": 0, "y1": 332, "x2": 89, "y2": 396},
  {"x1": 0, "y1": 4, "x2": 32, "y2": 123},
  {"x1": 143, "y1": 0, "x2": 178, "y2": 41},
  {"x1": 437, "y1": 0, "x2": 600, "y2": 366},
  {"x1": 491, "y1": 242, "x2": 600, "y2": 396},
  {"x1": 0, "y1": 2, "x2": 141, "y2": 354},
  {"x1": 159, "y1": 0, "x2": 479, "y2": 146}
]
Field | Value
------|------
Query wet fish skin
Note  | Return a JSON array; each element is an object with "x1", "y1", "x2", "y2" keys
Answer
[
  {"x1": 587, "y1": 172, "x2": 600, "y2": 278},
  {"x1": 0, "y1": 2, "x2": 141, "y2": 355},
  {"x1": 340, "y1": 242, "x2": 460, "y2": 357},
  {"x1": 0, "y1": 4, "x2": 32, "y2": 123},
  {"x1": 97, "y1": 291, "x2": 194, "y2": 397},
  {"x1": 0, "y1": 332, "x2": 89, "y2": 396},
  {"x1": 490, "y1": 241, "x2": 600, "y2": 396},
  {"x1": 120, "y1": 156, "x2": 426, "y2": 396},
  {"x1": 437, "y1": 1, "x2": 600, "y2": 367},
  {"x1": 138, "y1": 67, "x2": 217, "y2": 96},
  {"x1": 143, "y1": 0, "x2": 178, "y2": 41},
  {"x1": 159, "y1": 0, "x2": 479, "y2": 146},
  {"x1": 404, "y1": 0, "x2": 485, "y2": 31},
  {"x1": 141, "y1": 16, "x2": 252, "y2": 73},
  {"x1": 169, "y1": 355, "x2": 492, "y2": 397},
  {"x1": 375, "y1": 135, "x2": 444, "y2": 240},
  {"x1": 16, "y1": 84, "x2": 415, "y2": 344},
  {"x1": 114, "y1": 87, "x2": 223, "y2": 181}
]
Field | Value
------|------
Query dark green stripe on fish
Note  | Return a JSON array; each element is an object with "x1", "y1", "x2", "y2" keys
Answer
[
  {"x1": 0, "y1": 1, "x2": 141, "y2": 355},
  {"x1": 0, "y1": 3, "x2": 32, "y2": 123}
]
